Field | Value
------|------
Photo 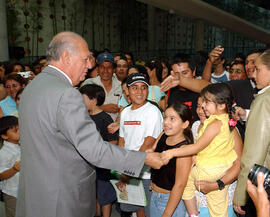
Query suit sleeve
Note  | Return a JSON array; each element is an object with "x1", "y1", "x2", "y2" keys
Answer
[
  {"x1": 233, "y1": 94, "x2": 270, "y2": 206},
  {"x1": 56, "y1": 88, "x2": 145, "y2": 177}
]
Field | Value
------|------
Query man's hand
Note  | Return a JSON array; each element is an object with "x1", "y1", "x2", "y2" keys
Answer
[
  {"x1": 247, "y1": 172, "x2": 270, "y2": 217},
  {"x1": 160, "y1": 71, "x2": 180, "y2": 92},
  {"x1": 195, "y1": 180, "x2": 218, "y2": 194},
  {"x1": 120, "y1": 174, "x2": 130, "y2": 184},
  {"x1": 161, "y1": 150, "x2": 174, "y2": 165},
  {"x1": 100, "y1": 104, "x2": 119, "y2": 113},
  {"x1": 208, "y1": 45, "x2": 224, "y2": 63},
  {"x1": 233, "y1": 205, "x2": 246, "y2": 215},
  {"x1": 13, "y1": 161, "x2": 20, "y2": 172},
  {"x1": 107, "y1": 122, "x2": 119, "y2": 134},
  {"x1": 145, "y1": 152, "x2": 164, "y2": 169},
  {"x1": 232, "y1": 106, "x2": 247, "y2": 121}
]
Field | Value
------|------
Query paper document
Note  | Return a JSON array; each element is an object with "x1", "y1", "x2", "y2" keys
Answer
[{"x1": 110, "y1": 178, "x2": 147, "y2": 206}]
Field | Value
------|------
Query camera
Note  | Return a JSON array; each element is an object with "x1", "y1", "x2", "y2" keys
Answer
[
  {"x1": 248, "y1": 164, "x2": 270, "y2": 199},
  {"x1": 18, "y1": 71, "x2": 31, "y2": 78}
]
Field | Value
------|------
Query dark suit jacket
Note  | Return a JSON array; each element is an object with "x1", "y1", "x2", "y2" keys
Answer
[
  {"x1": 228, "y1": 79, "x2": 256, "y2": 109},
  {"x1": 16, "y1": 66, "x2": 145, "y2": 217}
]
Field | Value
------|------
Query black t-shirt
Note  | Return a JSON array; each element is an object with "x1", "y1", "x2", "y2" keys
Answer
[
  {"x1": 90, "y1": 111, "x2": 118, "y2": 181},
  {"x1": 151, "y1": 134, "x2": 189, "y2": 191},
  {"x1": 167, "y1": 87, "x2": 199, "y2": 123}
]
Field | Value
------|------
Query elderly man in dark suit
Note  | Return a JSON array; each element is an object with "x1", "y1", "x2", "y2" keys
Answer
[{"x1": 16, "y1": 32, "x2": 163, "y2": 217}]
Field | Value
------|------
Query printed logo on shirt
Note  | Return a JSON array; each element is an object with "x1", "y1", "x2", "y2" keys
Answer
[
  {"x1": 183, "y1": 101, "x2": 192, "y2": 109},
  {"x1": 124, "y1": 121, "x2": 141, "y2": 125}
]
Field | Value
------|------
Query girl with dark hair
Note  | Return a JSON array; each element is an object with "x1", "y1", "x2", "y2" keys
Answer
[
  {"x1": 150, "y1": 102, "x2": 193, "y2": 217},
  {"x1": 145, "y1": 58, "x2": 164, "y2": 86},
  {"x1": 162, "y1": 82, "x2": 237, "y2": 217}
]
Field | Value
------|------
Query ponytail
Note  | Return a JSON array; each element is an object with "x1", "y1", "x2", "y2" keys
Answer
[{"x1": 184, "y1": 126, "x2": 194, "y2": 144}]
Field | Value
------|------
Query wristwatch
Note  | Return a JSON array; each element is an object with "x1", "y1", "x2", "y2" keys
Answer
[{"x1": 216, "y1": 179, "x2": 225, "y2": 190}]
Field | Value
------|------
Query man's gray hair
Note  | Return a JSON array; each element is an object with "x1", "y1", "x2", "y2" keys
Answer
[{"x1": 46, "y1": 32, "x2": 83, "y2": 62}]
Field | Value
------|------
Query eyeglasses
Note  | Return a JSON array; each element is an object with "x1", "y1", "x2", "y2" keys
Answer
[
  {"x1": 229, "y1": 69, "x2": 244, "y2": 74},
  {"x1": 6, "y1": 84, "x2": 19, "y2": 89}
]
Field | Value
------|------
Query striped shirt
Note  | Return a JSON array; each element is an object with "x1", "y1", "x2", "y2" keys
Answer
[{"x1": 0, "y1": 140, "x2": 20, "y2": 197}]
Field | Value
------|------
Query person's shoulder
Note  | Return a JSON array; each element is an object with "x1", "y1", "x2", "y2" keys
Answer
[
  {"x1": 99, "y1": 111, "x2": 114, "y2": 122},
  {"x1": 205, "y1": 115, "x2": 224, "y2": 127},
  {"x1": 255, "y1": 88, "x2": 270, "y2": 104},
  {"x1": 0, "y1": 96, "x2": 9, "y2": 104},
  {"x1": 192, "y1": 120, "x2": 201, "y2": 129},
  {"x1": 112, "y1": 76, "x2": 122, "y2": 87},
  {"x1": 144, "y1": 101, "x2": 162, "y2": 114},
  {"x1": 121, "y1": 104, "x2": 132, "y2": 114},
  {"x1": 150, "y1": 85, "x2": 160, "y2": 91},
  {"x1": 82, "y1": 76, "x2": 100, "y2": 86},
  {"x1": 206, "y1": 118, "x2": 223, "y2": 132},
  {"x1": 0, "y1": 142, "x2": 13, "y2": 156},
  {"x1": 228, "y1": 79, "x2": 250, "y2": 86}
]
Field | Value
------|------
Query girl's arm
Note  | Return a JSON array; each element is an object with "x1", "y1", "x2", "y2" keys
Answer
[
  {"x1": 118, "y1": 136, "x2": 125, "y2": 147},
  {"x1": 147, "y1": 132, "x2": 164, "y2": 152},
  {"x1": 162, "y1": 155, "x2": 193, "y2": 217},
  {"x1": 162, "y1": 119, "x2": 222, "y2": 162},
  {"x1": 139, "y1": 136, "x2": 156, "y2": 152}
]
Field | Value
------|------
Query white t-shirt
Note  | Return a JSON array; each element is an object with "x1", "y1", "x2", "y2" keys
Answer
[{"x1": 120, "y1": 102, "x2": 163, "y2": 179}]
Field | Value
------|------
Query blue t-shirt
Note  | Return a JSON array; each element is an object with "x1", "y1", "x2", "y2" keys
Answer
[
  {"x1": 211, "y1": 71, "x2": 230, "y2": 83},
  {"x1": 0, "y1": 96, "x2": 18, "y2": 117}
]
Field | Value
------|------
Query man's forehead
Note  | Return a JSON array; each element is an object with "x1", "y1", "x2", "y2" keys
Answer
[
  {"x1": 247, "y1": 53, "x2": 260, "y2": 61},
  {"x1": 117, "y1": 59, "x2": 128, "y2": 64},
  {"x1": 172, "y1": 62, "x2": 191, "y2": 71},
  {"x1": 99, "y1": 61, "x2": 113, "y2": 66}
]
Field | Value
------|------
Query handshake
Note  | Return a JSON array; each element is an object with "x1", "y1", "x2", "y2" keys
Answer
[{"x1": 144, "y1": 150, "x2": 173, "y2": 169}]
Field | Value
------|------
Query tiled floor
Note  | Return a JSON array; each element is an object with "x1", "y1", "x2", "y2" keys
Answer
[
  {"x1": 0, "y1": 202, "x2": 5, "y2": 217},
  {"x1": 0, "y1": 201, "x2": 122, "y2": 217}
]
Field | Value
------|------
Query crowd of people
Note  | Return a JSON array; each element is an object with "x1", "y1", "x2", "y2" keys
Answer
[{"x1": 0, "y1": 31, "x2": 269, "y2": 217}]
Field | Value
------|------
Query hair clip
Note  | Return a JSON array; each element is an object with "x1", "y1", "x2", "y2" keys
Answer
[{"x1": 228, "y1": 119, "x2": 237, "y2": 127}]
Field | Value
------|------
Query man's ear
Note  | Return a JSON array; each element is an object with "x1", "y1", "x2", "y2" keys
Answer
[
  {"x1": 221, "y1": 59, "x2": 225, "y2": 65},
  {"x1": 192, "y1": 68, "x2": 196, "y2": 77},
  {"x1": 90, "y1": 98, "x2": 98, "y2": 106},
  {"x1": 1, "y1": 134, "x2": 8, "y2": 140},
  {"x1": 61, "y1": 50, "x2": 71, "y2": 65}
]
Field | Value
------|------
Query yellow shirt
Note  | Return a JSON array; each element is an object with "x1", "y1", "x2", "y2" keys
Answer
[{"x1": 196, "y1": 113, "x2": 237, "y2": 166}]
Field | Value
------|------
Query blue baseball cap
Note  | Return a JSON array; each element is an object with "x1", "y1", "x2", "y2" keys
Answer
[{"x1": 97, "y1": 52, "x2": 115, "y2": 65}]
